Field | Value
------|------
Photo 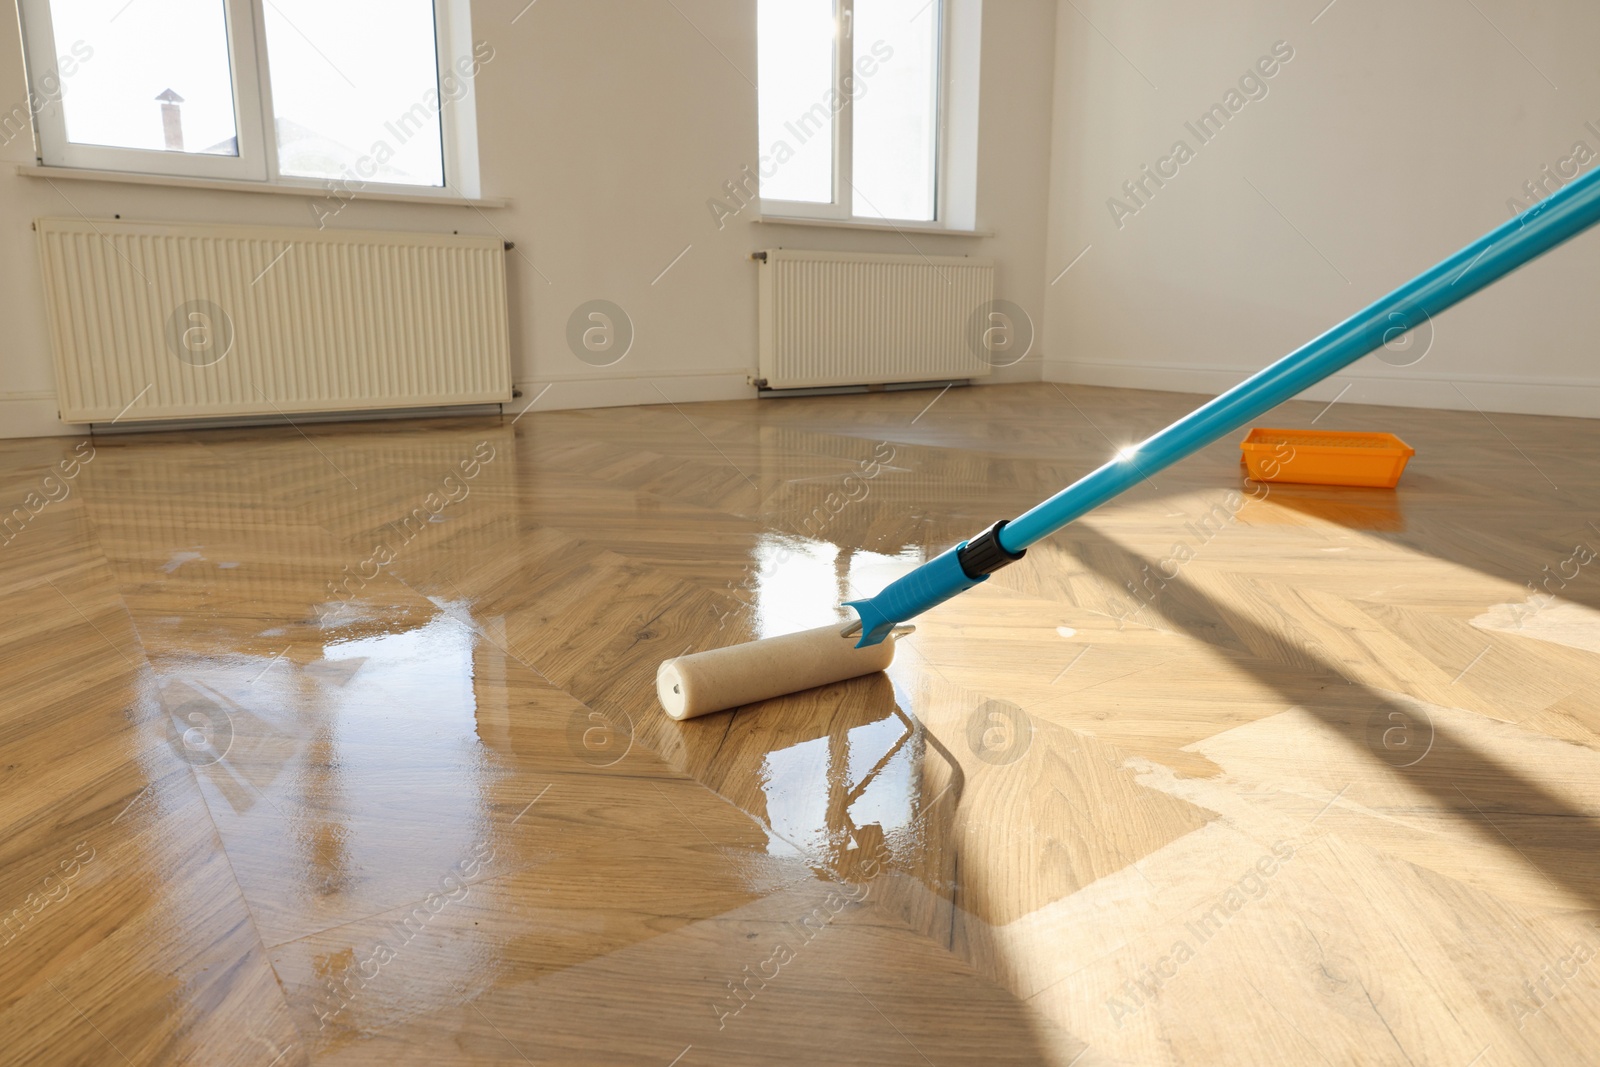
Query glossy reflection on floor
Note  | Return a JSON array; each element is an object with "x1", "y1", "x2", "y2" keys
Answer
[{"x1": 3, "y1": 382, "x2": 1600, "y2": 1065}]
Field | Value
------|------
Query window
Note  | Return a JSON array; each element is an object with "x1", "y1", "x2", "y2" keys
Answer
[
  {"x1": 756, "y1": 0, "x2": 979, "y2": 227},
  {"x1": 17, "y1": 0, "x2": 483, "y2": 196}
]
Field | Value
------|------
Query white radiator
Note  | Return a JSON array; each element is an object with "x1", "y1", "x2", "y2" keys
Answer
[
  {"x1": 756, "y1": 248, "x2": 995, "y2": 390},
  {"x1": 36, "y1": 218, "x2": 511, "y2": 423}
]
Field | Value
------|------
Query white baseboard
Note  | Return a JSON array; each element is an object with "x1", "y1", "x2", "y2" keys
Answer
[
  {"x1": 0, "y1": 373, "x2": 757, "y2": 440},
  {"x1": 1042, "y1": 359, "x2": 1600, "y2": 420},
  {"x1": 0, "y1": 394, "x2": 90, "y2": 440},
  {"x1": 0, "y1": 362, "x2": 1040, "y2": 440},
  {"x1": 982, "y1": 357, "x2": 1045, "y2": 386},
  {"x1": 511, "y1": 364, "x2": 1042, "y2": 413},
  {"x1": 510, "y1": 372, "x2": 756, "y2": 413}
]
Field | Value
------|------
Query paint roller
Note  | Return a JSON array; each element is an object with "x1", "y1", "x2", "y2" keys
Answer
[{"x1": 658, "y1": 165, "x2": 1600, "y2": 720}]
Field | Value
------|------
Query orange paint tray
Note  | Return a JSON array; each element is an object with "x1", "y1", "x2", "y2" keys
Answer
[{"x1": 1239, "y1": 428, "x2": 1415, "y2": 488}]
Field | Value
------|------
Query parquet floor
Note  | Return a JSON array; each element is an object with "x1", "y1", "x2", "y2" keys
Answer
[{"x1": 3, "y1": 381, "x2": 1599, "y2": 1065}]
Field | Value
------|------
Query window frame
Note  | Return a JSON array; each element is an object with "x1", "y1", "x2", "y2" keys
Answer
[
  {"x1": 757, "y1": 0, "x2": 948, "y2": 226},
  {"x1": 15, "y1": 0, "x2": 479, "y2": 197}
]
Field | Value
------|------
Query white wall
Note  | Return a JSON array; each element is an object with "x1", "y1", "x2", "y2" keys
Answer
[
  {"x1": 0, "y1": 0, "x2": 1057, "y2": 439},
  {"x1": 1043, "y1": 0, "x2": 1600, "y2": 418}
]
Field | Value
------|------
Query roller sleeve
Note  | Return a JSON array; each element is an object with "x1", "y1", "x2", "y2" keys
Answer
[{"x1": 656, "y1": 624, "x2": 896, "y2": 720}]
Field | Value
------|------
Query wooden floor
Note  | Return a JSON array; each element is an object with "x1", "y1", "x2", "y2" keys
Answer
[{"x1": 3, "y1": 381, "x2": 1599, "y2": 1065}]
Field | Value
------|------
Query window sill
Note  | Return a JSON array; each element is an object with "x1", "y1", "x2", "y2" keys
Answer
[
  {"x1": 15, "y1": 164, "x2": 510, "y2": 208},
  {"x1": 752, "y1": 214, "x2": 992, "y2": 237}
]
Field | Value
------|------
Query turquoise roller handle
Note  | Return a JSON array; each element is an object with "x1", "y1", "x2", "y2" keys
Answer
[{"x1": 847, "y1": 165, "x2": 1600, "y2": 646}]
